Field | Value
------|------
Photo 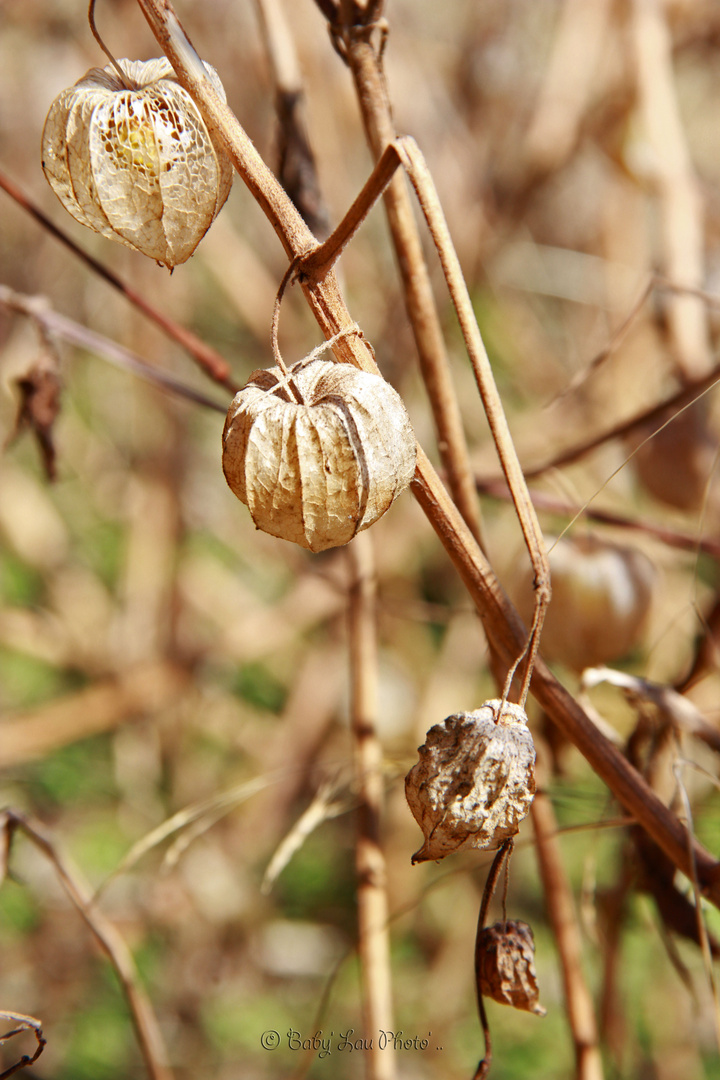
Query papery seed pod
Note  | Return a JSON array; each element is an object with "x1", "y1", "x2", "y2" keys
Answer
[
  {"x1": 513, "y1": 534, "x2": 655, "y2": 672},
  {"x1": 405, "y1": 699, "x2": 536, "y2": 864},
  {"x1": 42, "y1": 58, "x2": 233, "y2": 269},
  {"x1": 476, "y1": 920, "x2": 546, "y2": 1016},
  {"x1": 222, "y1": 358, "x2": 417, "y2": 553},
  {"x1": 632, "y1": 400, "x2": 717, "y2": 511}
]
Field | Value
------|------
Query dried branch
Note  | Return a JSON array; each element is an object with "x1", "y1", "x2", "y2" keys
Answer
[
  {"x1": 133, "y1": 0, "x2": 720, "y2": 909},
  {"x1": 631, "y1": 0, "x2": 711, "y2": 381},
  {"x1": 302, "y1": 136, "x2": 551, "y2": 701},
  {"x1": 0, "y1": 811, "x2": 173, "y2": 1080},
  {"x1": 514, "y1": 359, "x2": 720, "y2": 482},
  {"x1": 348, "y1": 532, "x2": 395, "y2": 1080},
  {"x1": 0, "y1": 169, "x2": 237, "y2": 392},
  {"x1": 0, "y1": 1011, "x2": 46, "y2": 1080},
  {"x1": 0, "y1": 285, "x2": 228, "y2": 413},
  {"x1": 473, "y1": 840, "x2": 514, "y2": 1080},
  {"x1": 254, "y1": 0, "x2": 330, "y2": 236},
  {"x1": 321, "y1": 2, "x2": 484, "y2": 545},
  {"x1": 474, "y1": 480, "x2": 720, "y2": 562},
  {"x1": 532, "y1": 791, "x2": 603, "y2": 1080}
]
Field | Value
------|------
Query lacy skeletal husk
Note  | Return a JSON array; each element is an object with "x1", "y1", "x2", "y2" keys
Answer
[{"x1": 42, "y1": 58, "x2": 233, "y2": 268}]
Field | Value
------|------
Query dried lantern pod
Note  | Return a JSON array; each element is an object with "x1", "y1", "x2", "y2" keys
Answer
[
  {"x1": 222, "y1": 357, "x2": 417, "y2": 553},
  {"x1": 513, "y1": 534, "x2": 655, "y2": 672},
  {"x1": 632, "y1": 400, "x2": 717, "y2": 511},
  {"x1": 476, "y1": 919, "x2": 546, "y2": 1016},
  {"x1": 405, "y1": 699, "x2": 536, "y2": 864},
  {"x1": 42, "y1": 58, "x2": 233, "y2": 269}
]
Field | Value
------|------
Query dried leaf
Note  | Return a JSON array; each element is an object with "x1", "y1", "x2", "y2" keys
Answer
[
  {"x1": 222, "y1": 357, "x2": 417, "y2": 552},
  {"x1": 42, "y1": 59, "x2": 233, "y2": 268},
  {"x1": 10, "y1": 351, "x2": 62, "y2": 481},
  {"x1": 405, "y1": 699, "x2": 536, "y2": 863},
  {"x1": 476, "y1": 919, "x2": 546, "y2": 1016},
  {"x1": 633, "y1": 827, "x2": 720, "y2": 959}
]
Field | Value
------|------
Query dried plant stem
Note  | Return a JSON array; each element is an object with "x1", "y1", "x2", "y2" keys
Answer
[
  {"x1": 391, "y1": 138, "x2": 550, "y2": 700},
  {"x1": 474, "y1": 479, "x2": 720, "y2": 562},
  {"x1": 0, "y1": 169, "x2": 237, "y2": 393},
  {"x1": 302, "y1": 137, "x2": 550, "y2": 700},
  {"x1": 0, "y1": 1011, "x2": 46, "y2": 1079},
  {"x1": 253, "y1": 0, "x2": 303, "y2": 105},
  {"x1": 335, "y1": 15, "x2": 484, "y2": 545},
  {"x1": 253, "y1": 0, "x2": 329, "y2": 236},
  {"x1": 88, "y1": 0, "x2": 136, "y2": 89},
  {"x1": 0, "y1": 285, "x2": 227, "y2": 413},
  {"x1": 524, "y1": 0, "x2": 613, "y2": 174},
  {"x1": 631, "y1": 0, "x2": 711, "y2": 381},
  {"x1": 348, "y1": 532, "x2": 395, "y2": 1080},
  {"x1": 511, "y1": 361, "x2": 720, "y2": 482},
  {"x1": 672, "y1": 763, "x2": 720, "y2": 1051},
  {"x1": 532, "y1": 792, "x2": 603, "y2": 1080},
  {"x1": 473, "y1": 840, "x2": 514, "y2": 1080},
  {"x1": 133, "y1": 0, "x2": 720, "y2": 910},
  {"x1": 0, "y1": 810, "x2": 173, "y2": 1080}
]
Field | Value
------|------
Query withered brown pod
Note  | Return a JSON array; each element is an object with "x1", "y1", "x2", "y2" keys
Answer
[{"x1": 405, "y1": 699, "x2": 536, "y2": 863}]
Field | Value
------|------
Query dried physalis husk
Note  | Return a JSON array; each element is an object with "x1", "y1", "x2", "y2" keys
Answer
[
  {"x1": 476, "y1": 920, "x2": 546, "y2": 1016},
  {"x1": 632, "y1": 400, "x2": 717, "y2": 511},
  {"x1": 222, "y1": 358, "x2": 416, "y2": 553},
  {"x1": 513, "y1": 534, "x2": 655, "y2": 672},
  {"x1": 42, "y1": 58, "x2": 233, "y2": 268},
  {"x1": 405, "y1": 699, "x2": 536, "y2": 864}
]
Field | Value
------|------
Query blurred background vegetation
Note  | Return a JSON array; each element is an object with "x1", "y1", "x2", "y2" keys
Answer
[{"x1": 2, "y1": 1, "x2": 720, "y2": 1078}]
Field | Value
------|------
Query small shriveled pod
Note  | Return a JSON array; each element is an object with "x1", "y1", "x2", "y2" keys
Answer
[
  {"x1": 42, "y1": 58, "x2": 233, "y2": 268},
  {"x1": 405, "y1": 699, "x2": 536, "y2": 864},
  {"x1": 222, "y1": 357, "x2": 417, "y2": 553},
  {"x1": 476, "y1": 920, "x2": 546, "y2": 1016}
]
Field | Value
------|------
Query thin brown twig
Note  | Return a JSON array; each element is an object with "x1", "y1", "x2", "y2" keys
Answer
[
  {"x1": 532, "y1": 791, "x2": 603, "y2": 1080},
  {"x1": 555, "y1": 274, "x2": 720, "y2": 401},
  {"x1": 0, "y1": 169, "x2": 237, "y2": 393},
  {"x1": 133, "y1": 0, "x2": 720, "y2": 909},
  {"x1": 559, "y1": 278, "x2": 655, "y2": 398},
  {"x1": 348, "y1": 532, "x2": 395, "y2": 1080},
  {"x1": 0, "y1": 285, "x2": 228, "y2": 413},
  {"x1": 392, "y1": 139, "x2": 550, "y2": 706},
  {"x1": 517, "y1": 359, "x2": 720, "y2": 482},
  {"x1": 0, "y1": 810, "x2": 173, "y2": 1080},
  {"x1": 473, "y1": 840, "x2": 514, "y2": 1080},
  {"x1": 88, "y1": 0, "x2": 135, "y2": 88},
  {"x1": 0, "y1": 1012, "x2": 46, "y2": 1079},
  {"x1": 474, "y1": 478, "x2": 720, "y2": 561}
]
